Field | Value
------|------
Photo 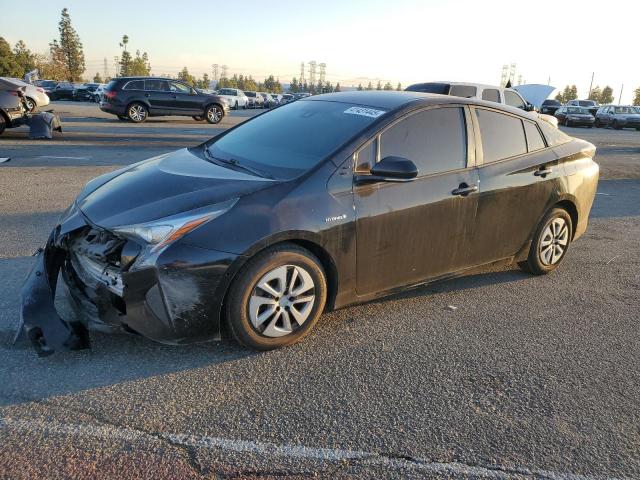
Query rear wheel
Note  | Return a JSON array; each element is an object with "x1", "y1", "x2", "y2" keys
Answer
[
  {"x1": 594, "y1": 118, "x2": 601, "y2": 128},
  {"x1": 127, "y1": 102, "x2": 148, "y2": 123},
  {"x1": 518, "y1": 208, "x2": 573, "y2": 275},
  {"x1": 205, "y1": 104, "x2": 223, "y2": 124},
  {"x1": 225, "y1": 245, "x2": 327, "y2": 350}
]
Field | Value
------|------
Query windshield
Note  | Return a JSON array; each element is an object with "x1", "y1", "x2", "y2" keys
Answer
[
  {"x1": 613, "y1": 106, "x2": 636, "y2": 114},
  {"x1": 578, "y1": 100, "x2": 596, "y2": 107},
  {"x1": 207, "y1": 100, "x2": 384, "y2": 179},
  {"x1": 567, "y1": 107, "x2": 590, "y2": 114}
]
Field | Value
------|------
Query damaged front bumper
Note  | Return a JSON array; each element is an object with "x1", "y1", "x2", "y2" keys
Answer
[{"x1": 17, "y1": 211, "x2": 240, "y2": 357}]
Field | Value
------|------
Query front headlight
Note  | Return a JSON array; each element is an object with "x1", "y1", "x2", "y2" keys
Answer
[{"x1": 113, "y1": 198, "x2": 238, "y2": 253}]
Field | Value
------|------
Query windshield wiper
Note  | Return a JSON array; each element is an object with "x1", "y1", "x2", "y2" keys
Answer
[{"x1": 203, "y1": 148, "x2": 274, "y2": 179}]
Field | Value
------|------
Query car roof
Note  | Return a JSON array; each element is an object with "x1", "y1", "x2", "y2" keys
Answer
[{"x1": 304, "y1": 90, "x2": 541, "y2": 120}]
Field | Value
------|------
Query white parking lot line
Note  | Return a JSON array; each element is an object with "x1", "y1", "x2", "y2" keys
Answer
[{"x1": 0, "y1": 416, "x2": 615, "y2": 479}]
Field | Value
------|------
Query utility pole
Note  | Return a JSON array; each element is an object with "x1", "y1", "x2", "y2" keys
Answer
[
  {"x1": 619, "y1": 84, "x2": 624, "y2": 104},
  {"x1": 103, "y1": 57, "x2": 108, "y2": 80},
  {"x1": 308, "y1": 60, "x2": 317, "y2": 86},
  {"x1": 299, "y1": 62, "x2": 306, "y2": 85},
  {"x1": 113, "y1": 56, "x2": 119, "y2": 77},
  {"x1": 212, "y1": 64, "x2": 219, "y2": 81},
  {"x1": 547, "y1": 76, "x2": 551, "y2": 85},
  {"x1": 588, "y1": 72, "x2": 594, "y2": 98},
  {"x1": 319, "y1": 63, "x2": 326, "y2": 83}
]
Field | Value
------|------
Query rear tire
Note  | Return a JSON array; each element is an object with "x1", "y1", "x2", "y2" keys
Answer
[
  {"x1": 518, "y1": 208, "x2": 573, "y2": 275},
  {"x1": 225, "y1": 244, "x2": 327, "y2": 350},
  {"x1": 127, "y1": 102, "x2": 148, "y2": 123}
]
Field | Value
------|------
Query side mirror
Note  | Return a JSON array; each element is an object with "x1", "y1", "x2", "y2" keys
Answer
[
  {"x1": 525, "y1": 103, "x2": 535, "y2": 112},
  {"x1": 355, "y1": 156, "x2": 418, "y2": 184},
  {"x1": 190, "y1": 89, "x2": 198, "y2": 95}
]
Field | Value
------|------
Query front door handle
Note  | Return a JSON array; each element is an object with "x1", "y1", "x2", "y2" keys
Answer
[
  {"x1": 451, "y1": 183, "x2": 478, "y2": 196},
  {"x1": 534, "y1": 166, "x2": 553, "y2": 177}
]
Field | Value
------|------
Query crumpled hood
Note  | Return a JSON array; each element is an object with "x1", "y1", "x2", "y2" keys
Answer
[{"x1": 77, "y1": 148, "x2": 276, "y2": 228}]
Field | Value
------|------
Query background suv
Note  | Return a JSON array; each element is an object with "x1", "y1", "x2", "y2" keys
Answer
[
  {"x1": 217, "y1": 88, "x2": 249, "y2": 109},
  {"x1": 566, "y1": 99, "x2": 599, "y2": 116},
  {"x1": 100, "y1": 77, "x2": 228, "y2": 123}
]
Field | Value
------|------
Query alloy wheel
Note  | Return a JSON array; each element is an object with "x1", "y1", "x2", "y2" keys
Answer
[
  {"x1": 25, "y1": 98, "x2": 36, "y2": 112},
  {"x1": 539, "y1": 217, "x2": 569, "y2": 266},
  {"x1": 248, "y1": 265, "x2": 316, "y2": 337},
  {"x1": 128, "y1": 104, "x2": 147, "y2": 122},
  {"x1": 207, "y1": 106, "x2": 222, "y2": 123}
]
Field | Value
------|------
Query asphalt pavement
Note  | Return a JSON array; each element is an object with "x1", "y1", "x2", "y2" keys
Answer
[{"x1": 0, "y1": 102, "x2": 639, "y2": 479}]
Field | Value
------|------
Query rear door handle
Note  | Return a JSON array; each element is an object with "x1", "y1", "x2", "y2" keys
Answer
[
  {"x1": 451, "y1": 183, "x2": 478, "y2": 196},
  {"x1": 144, "y1": 93, "x2": 150, "y2": 97},
  {"x1": 534, "y1": 166, "x2": 553, "y2": 177}
]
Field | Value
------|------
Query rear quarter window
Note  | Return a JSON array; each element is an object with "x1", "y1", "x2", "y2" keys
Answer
[
  {"x1": 524, "y1": 121, "x2": 546, "y2": 151},
  {"x1": 476, "y1": 109, "x2": 527, "y2": 162},
  {"x1": 124, "y1": 80, "x2": 144, "y2": 90},
  {"x1": 481, "y1": 89, "x2": 501, "y2": 103},
  {"x1": 539, "y1": 120, "x2": 571, "y2": 146}
]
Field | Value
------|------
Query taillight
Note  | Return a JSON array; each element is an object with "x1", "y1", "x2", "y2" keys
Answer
[
  {"x1": 8, "y1": 90, "x2": 18, "y2": 96},
  {"x1": 104, "y1": 91, "x2": 116, "y2": 100}
]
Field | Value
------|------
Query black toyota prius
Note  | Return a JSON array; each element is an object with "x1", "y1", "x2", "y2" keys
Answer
[{"x1": 19, "y1": 91, "x2": 599, "y2": 356}]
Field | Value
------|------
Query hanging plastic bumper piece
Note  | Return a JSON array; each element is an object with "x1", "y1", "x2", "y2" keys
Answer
[{"x1": 15, "y1": 233, "x2": 90, "y2": 357}]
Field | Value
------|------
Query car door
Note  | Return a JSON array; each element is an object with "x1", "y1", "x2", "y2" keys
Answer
[
  {"x1": 468, "y1": 107, "x2": 563, "y2": 265},
  {"x1": 143, "y1": 79, "x2": 175, "y2": 114},
  {"x1": 167, "y1": 81, "x2": 201, "y2": 114},
  {"x1": 353, "y1": 105, "x2": 479, "y2": 296}
]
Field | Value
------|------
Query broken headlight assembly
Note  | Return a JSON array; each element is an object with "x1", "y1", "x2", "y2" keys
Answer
[{"x1": 112, "y1": 198, "x2": 238, "y2": 269}]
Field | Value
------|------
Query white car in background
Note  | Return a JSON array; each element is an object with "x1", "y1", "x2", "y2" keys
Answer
[
  {"x1": 92, "y1": 84, "x2": 108, "y2": 103},
  {"x1": 216, "y1": 88, "x2": 249, "y2": 109},
  {"x1": 405, "y1": 81, "x2": 559, "y2": 127},
  {"x1": 5, "y1": 77, "x2": 50, "y2": 112}
]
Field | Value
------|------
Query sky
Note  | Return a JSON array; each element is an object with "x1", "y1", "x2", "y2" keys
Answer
[{"x1": 1, "y1": 0, "x2": 639, "y2": 102}]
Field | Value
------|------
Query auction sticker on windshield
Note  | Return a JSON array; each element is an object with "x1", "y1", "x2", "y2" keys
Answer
[{"x1": 343, "y1": 106, "x2": 386, "y2": 118}]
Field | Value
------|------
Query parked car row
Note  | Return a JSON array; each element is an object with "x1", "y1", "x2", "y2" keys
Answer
[
  {"x1": 34, "y1": 80, "x2": 108, "y2": 102},
  {"x1": 554, "y1": 103, "x2": 640, "y2": 130},
  {"x1": 215, "y1": 88, "x2": 294, "y2": 109}
]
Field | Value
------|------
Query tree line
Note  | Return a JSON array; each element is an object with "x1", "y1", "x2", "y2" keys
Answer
[{"x1": 555, "y1": 84, "x2": 615, "y2": 104}]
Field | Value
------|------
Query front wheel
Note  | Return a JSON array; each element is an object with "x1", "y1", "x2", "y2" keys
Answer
[
  {"x1": 564, "y1": 118, "x2": 570, "y2": 127},
  {"x1": 612, "y1": 120, "x2": 622, "y2": 130},
  {"x1": 127, "y1": 102, "x2": 148, "y2": 123},
  {"x1": 25, "y1": 97, "x2": 36, "y2": 112},
  {"x1": 205, "y1": 104, "x2": 223, "y2": 124},
  {"x1": 518, "y1": 208, "x2": 573, "y2": 275},
  {"x1": 225, "y1": 245, "x2": 327, "y2": 350}
]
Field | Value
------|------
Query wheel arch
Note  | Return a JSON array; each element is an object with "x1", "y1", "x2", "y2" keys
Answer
[
  {"x1": 215, "y1": 235, "x2": 340, "y2": 339},
  {"x1": 554, "y1": 198, "x2": 579, "y2": 240}
]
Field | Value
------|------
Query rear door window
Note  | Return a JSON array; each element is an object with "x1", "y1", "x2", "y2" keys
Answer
[
  {"x1": 449, "y1": 85, "x2": 477, "y2": 98},
  {"x1": 145, "y1": 79, "x2": 170, "y2": 91},
  {"x1": 481, "y1": 89, "x2": 501, "y2": 103},
  {"x1": 524, "y1": 121, "x2": 546, "y2": 151},
  {"x1": 476, "y1": 109, "x2": 527, "y2": 162},
  {"x1": 379, "y1": 107, "x2": 467, "y2": 176}
]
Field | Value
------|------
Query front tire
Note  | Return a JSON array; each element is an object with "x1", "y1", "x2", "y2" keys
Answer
[
  {"x1": 205, "y1": 104, "x2": 223, "y2": 124},
  {"x1": 25, "y1": 97, "x2": 36, "y2": 112},
  {"x1": 225, "y1": 245, "x2": 327, "y2": 350},
  {"x1": 127, "y1": 102, "x2": 148, "y2": 123},
  {"x1": 518, "y1": 208, "x2": 573, "y2": 275},
  {"x1": 612, "y1": 120, "x2": 622, "y2": 130}
]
